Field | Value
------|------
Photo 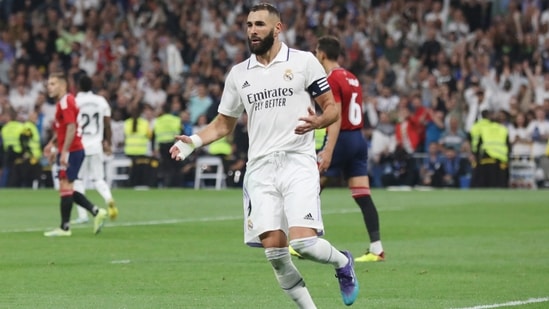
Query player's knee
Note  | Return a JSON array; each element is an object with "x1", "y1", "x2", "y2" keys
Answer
[
  {"x1": 351, "y1": 186, "x2": 371, "y2": 198},
  {"x1": 265, "y1": 247, "x2": 290, "y2": 268},
  {"x1": 289, "y1": 236, "x2": 318, "y2": 258},
  {"x1": 59, "y1": 188, "x2": 73, "y2": 197},
  {"x1": 93, "y1": 179, "x2": 106, "y2": 187}
]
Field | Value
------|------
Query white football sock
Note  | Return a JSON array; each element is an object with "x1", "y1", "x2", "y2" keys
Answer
[
  {"x1": 94, "y1": 179, "x2": 113, "y2": 204},
  {"x1": 369, "y1": 240, "x2": 383, "y2": 255},
  {"x1": 76, "y1": 205, "x2": 88, "y2": 220},
  {"x1": 73, "y1": 179, "x2": 85, "y2": 195},
  {"x1": 289, "y1": 236, "x2": 348, "y2": 269},
  {"x1": 265, "y1": 248, "x2": 317, "y2": 309}
]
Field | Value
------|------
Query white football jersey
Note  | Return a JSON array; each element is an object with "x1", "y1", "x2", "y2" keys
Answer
[
  {"x1": 76, "y1": 91, "x2": 112, "y2": 155},
  {"x1": 218, "y1": 43, "x2": 330, "y2": 162}
]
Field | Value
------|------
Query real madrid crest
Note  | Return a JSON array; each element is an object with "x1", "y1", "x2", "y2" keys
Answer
[{"x1": 283, "y1": 69, "x2": 293, "y2": 81}]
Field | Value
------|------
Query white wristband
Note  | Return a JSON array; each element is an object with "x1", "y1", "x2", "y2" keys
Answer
[
  {"x1": 174, "y1": 140, "x2": 195, "y2": 160},
  {"x1": 189, "y1": 134, "x2": 203, "y2": 148}
]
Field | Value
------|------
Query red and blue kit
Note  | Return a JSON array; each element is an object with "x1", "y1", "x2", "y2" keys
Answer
[
  {"x1": 54, "y1": 93, "x2": 84, "y2": 152},
  {"x1": 328, "y1": 68, "x2": 364, "y2": 131},
  {"x1": 324, "y1": 68, "x2": 368, "y2": 179}
]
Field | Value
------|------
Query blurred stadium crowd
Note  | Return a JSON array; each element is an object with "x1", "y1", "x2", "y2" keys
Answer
[{"x1": 1, "y1": 0, "x2": 549, "y2": 189}]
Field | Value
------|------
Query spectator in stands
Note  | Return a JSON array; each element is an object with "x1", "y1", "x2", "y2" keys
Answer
[
  {"x1": 419, "y1": 26, "x2": 442, "y2": 71},
  {"x1": 527, "y1": 106, "x2": 549, "y2": 185},
  {"x1": 395, "y1": 105, "x2": 422, "y2": 154},
  {"x1": 186, "y1": 81, "x2": 212, "y2": 125},
  {"x1": 123, "y1": 104, "x2": 153, "y2": 187},
  {"x1": 392, "y1": 47, "x2": 419, "y2": 94},
  {"x1": 370, "y1": 111, "x2": 396, "y2": 164},
  {"x1": 375, "y1": 86, "x2": 399, "y2": 114},
  {"x1": 380, "y1": 145, "x2": 417, "y2": 188},
  {"x1": 465, "y1": 88, "x2": 490, "y2": 132},
  {"x1": 193, "y1": 114, "x2": 208, "y2": 135},
  {"x1": 0, "y1": 107, "x2": 23, "y2": 187},
  {"x1": 179, "y1": 110, "x2": 193, "y2": 137},
  {"x1": 484, "y1": 67, "x2": 519, "y2": 113},
  {"x1": 410, "y1": 93, "x2": 432, "y2": 150},
  {"x1": 0, "y1": 84, "x2": 8, "y2": 108},
  {"x1": 539, "y1": 140, "x2": 549, "y2": 187},
  {"x1": 15, "y1": 111, "x2": 41, "y2": 188},
  {"x1": 27, "y1": 65, "x2": 45, "y2": 96},
  {"x1": 527, "y1": 107, "x2": 549, "y2": 159},
  {"x1": 0, "y1": 50, "x2": 10, "y2": 85},
  {"x1": 524, "y1": 63, "x2": 549, "y2": 107},
  {"x1": 439, "y1": 114, "x2": 467, "y2": 152},
  {"x1": 470, "y1": 110, "x2": 510, "y2": 188},
  {"x1": 439, "y1": 146, "x2": 471, "y2": 188},
  {"x1": 508, "y1": 111, "x2": 532, "y2": 157},
  {"x1": 167, "y1": 93, "x2": 184, "y2": 116},
  {"x1": 0, "y1": 29, "x2": 15, "y2": 64},
  {"x1": 28, "y1": 37, "x2": 52, "y2": 75},
  {"x1": 9, "y1": 74, "x2": 35, "y2": 119},
  {"x1": 153, "y1": 103, "x2": 181, "y2": 187},
  {"x1": 419, "y1": 142, "x2": 444, "y2": 187},
  {"x1": 143, "y1": 76, "x2": 167, "y2": 109}
]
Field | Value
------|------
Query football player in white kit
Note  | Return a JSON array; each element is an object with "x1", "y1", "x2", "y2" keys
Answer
[
  {"x1": 72, "y1": 75, "x2": 118, "y2": 223},
  {"x1": 169, "y1": 3, "x2": 358, "y2": 308}
]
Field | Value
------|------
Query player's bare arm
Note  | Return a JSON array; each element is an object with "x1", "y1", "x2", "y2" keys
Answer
[
  {"x1": 44, "y1": 133, "x2": 57, "y2": 151},
  {"x1": 44, "y1": 133, "x2": 58, "y2": 163},
  {"x1": 295, "y1": 91, "x2": 339, "y2": 135},
  {"x1": 318, "y1": 102, "x2": 342, "y2": 172},
  {"x1": 170, "y1": 113, "x2": 239, "y2": 160},
  {"x1": 103, "y1": 116, "x2": 112, "y2": 155},
  {"x1": 60, "y1": 123, "x2": 77, "y2": 166}
]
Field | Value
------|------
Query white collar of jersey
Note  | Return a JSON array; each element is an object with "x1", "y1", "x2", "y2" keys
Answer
[
  {"x1": 247, "y1": 42, "x2": 290, "y2": 69},
  {"x1": 75, "y1": 91, "x2": 93, "y2": 97}
]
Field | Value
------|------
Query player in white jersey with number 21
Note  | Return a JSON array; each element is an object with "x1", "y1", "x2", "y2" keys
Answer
[
  {"x1": 169, "y1": 3, "x2": 358, "y2": 308},
  {"x1": 72, "y1": 75, "x2": 118, "y2": 223}
]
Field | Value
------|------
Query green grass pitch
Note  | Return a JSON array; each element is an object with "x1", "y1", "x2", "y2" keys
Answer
[{"x1": 0, "y1": 188, "x2": 548, "y2": 309}]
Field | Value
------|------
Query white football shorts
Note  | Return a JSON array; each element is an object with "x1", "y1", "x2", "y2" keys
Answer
[
  {"x1": 242, "y1": 151, "x2": 324, "y2": 247},
  {"x1": 77, "y1": 152, "x2": 105, "y2": 181}
]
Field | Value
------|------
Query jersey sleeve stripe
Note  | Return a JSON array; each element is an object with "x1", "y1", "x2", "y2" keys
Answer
[
  {"x1": 318, "y1": 78, "x2": 329, "y2": 90},
  {"x1": 60, "y1": 95, "x2": 68, "y2": 109},
  {"x1": 307, "y1": 77, "x2": 331, "y2": 98}
]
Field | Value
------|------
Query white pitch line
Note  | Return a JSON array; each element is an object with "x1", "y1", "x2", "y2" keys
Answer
[
  {"x1": 110, "y1": 259, "x2": 131, "y2": 264},
  {"x1": 2, "y1": 207, "x2": 402, "y2": 234},
  {"x1": 452, "y1": 297, "x2": 549, "y2": 309},
  {"x1": 0, "y1": 215, "x2": 242, "y2": 233}
]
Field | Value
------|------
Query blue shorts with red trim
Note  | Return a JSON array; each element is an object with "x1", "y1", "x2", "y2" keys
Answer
[
  {"x1": 57, "y1": 149, "x2": 85, "y2": 182},
  {"x1": 323, "y1": 130, "x2": 368, "y2": 180}
]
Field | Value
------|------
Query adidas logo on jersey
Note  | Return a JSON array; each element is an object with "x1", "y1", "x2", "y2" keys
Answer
[
  {"x1": 242, "y1": 81, "x2": 250, "y2": 89},
  {"x1": 303, "y1": 213, "x2": 314, "y2": 220}
]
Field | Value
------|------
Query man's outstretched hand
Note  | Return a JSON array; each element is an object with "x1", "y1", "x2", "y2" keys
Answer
[{"x1": 169, "y1": 135, "x2": 195, "y2": 161}]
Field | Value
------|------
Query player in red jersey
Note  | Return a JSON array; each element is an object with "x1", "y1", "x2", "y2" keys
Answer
[
  {"x1": 43, "y1": 72, "x2": 107, "y2": 237},
  {"x1": 314, "y1": 36, "x2": 384, "y2": 262}
]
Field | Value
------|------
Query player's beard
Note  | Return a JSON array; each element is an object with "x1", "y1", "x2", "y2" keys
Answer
[{"x1": 248, "y1": 29, "x2": 275, "y2": 56}]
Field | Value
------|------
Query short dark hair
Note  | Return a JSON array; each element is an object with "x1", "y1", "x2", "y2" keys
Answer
[
  {"x1": 79, "y1": 75, "x2": 92, "y2": 92},
  {"x1": 480, "y1": 109, "x2": 491, "y2": 119},
  {"x1": 250, "y1": 2, "x2": 281, "y2": 20},
  {"x1": 317, "y1": 36, "x2": 341, "y2": 61}
]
